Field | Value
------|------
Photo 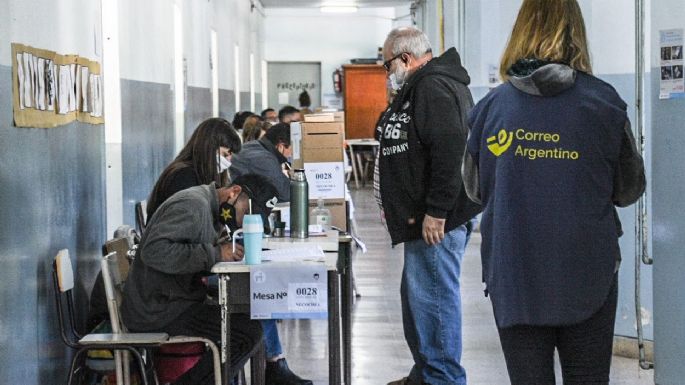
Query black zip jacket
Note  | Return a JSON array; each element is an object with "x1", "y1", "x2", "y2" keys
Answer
[{"x1": 375, "y1": 48, "x2": 481, "y2": 245}]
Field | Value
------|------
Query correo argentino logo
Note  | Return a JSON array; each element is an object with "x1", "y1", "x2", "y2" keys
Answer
[{"x1": 487, "y1": 129, "x2": 514, "y2": 156}]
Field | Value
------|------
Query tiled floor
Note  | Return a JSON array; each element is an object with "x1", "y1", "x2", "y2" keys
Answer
[{"x1": 277, "y1": 187, "x2": 655, "y2": 385}]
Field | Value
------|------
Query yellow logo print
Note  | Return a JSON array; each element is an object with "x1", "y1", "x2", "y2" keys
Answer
[
  {"x1": 487, "y1": 129, "x2": 514, "y2": 156},
  {"x1": 221, "y1": 207, "x2": 233, "y2": 222}
]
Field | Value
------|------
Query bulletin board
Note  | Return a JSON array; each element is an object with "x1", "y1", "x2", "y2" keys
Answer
[{"x1": 11, "y1": 43, "x2": 104, "y2": 128}]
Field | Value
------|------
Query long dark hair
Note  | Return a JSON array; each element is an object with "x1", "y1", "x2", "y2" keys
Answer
[{"x1": 147, "y1": 117, "x2": 241, "y2": 216}]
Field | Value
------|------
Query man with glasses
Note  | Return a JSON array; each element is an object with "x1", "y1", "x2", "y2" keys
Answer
[{"x1": 375, "y1": 27, "x2": 481, "y2": 385}]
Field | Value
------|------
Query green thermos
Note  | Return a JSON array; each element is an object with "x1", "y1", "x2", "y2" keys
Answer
[{"x1": 290, "y1": 169, "x2": 309, "y2": 239}]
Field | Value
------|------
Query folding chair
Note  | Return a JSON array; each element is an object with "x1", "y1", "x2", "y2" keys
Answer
[
  {"x1": 135, "y1": 200, "x2": 148, "y2": 234},
  {"x1": 101, "y1": 251, "x2": 224, "y2": 385},
  {"x1": 52, "y1": 249, "x2": 168, "y2": 385}
]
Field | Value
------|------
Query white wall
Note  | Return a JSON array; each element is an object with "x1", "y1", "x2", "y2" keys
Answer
[
  {"x1": 462, "y1": 0, "x2": 643, "y2": 89},
  {"x1": 214, "y1": 0, "x2": 265, "y2": 93},
  {"x1": 117, "y1": 0, "x2": 264, "y2": 91},
  {"x1": 264, "y1": 7, "x2": 395, "y2": 104},
  {"x1": 3, "y1": 0, "x2": 101, "y2": 67},
  {"x1": 118, "y1": 0, "x2": 174, "y2": 84}
]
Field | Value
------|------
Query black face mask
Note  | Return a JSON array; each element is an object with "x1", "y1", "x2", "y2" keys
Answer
[{"x1": 219, "y1": 192, "x2": 242, "y2": 235}]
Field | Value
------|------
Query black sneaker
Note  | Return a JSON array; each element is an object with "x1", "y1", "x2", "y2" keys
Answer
[{"x1": 265, "y1": 358, "x2": 313, "y2": 385}]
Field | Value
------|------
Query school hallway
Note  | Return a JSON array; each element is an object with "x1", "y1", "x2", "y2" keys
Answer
[{"x1": 276, "y1": 187, "x2": 656, "y2": 385}]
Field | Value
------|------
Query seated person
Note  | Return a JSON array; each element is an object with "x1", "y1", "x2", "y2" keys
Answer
[
  {"x1": 122, "y1": 175, "x2": 310, "y2": 385},
  {"x1": 261, "y1": 108, "x2": 279, "y2": 125},
  {"x1": 278, "y1": 105, "x2": 302, "y2": 124},
  {"x1": 242, "y1": 118, "x2": 270, "y2": 143},
  {"x1": 230, "y1": 123, "x2": 292, "y2": 202},
  {"x1": 147, "y1": 117, "x2": 241, "y2": 218},
  {"x1": 144, "y1": 120, "x2": 310, "y2": 384}
]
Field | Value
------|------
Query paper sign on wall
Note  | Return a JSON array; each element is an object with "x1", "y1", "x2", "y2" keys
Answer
[
  {"x1": 659, "y1": 29, "x2": 684, "y2": 100},
  {"x1": 11, "y1": 43, "x2": 104, "y2": 128},
  {"x1": 250, "y1": 263, "x2": 327, "y2": 320}
]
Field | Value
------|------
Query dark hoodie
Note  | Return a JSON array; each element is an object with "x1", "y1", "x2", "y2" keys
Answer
[
  {"x1": 375, "y1": 47, "x2": 481, "y2": 245},
  {"x1": 463, "y1": 62, "x2": 645, "y2": 328}
]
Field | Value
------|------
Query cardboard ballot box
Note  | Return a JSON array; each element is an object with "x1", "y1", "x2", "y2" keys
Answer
[
  {"x1": 276, "y1": 198, "x2": 347, "y2": 232},
  {"x1": 291, "y1": 121, "x2": 345, "y2": 169},
  {"x1": 290, "y1": 121, "x2": 348, "y2": 231}
]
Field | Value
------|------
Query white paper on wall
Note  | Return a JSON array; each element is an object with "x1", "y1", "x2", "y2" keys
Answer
[
  {"x1": 659, "y1": 29, "x2": 685, "y2": 99},
  {"x1": 16, "y1": 53, "x2": 25, "y2": 109},
  {"x1": 80, "y1": 66, "x2": 89, "y2": 112},
  {"x1": 58, "y1": 65, "x2": 71, "y2": 114},
  {"x1": 69, "y1": 64, "x2": 77, "y2": 112},
  {"x1": 46, "y1": 60, "x2": 56, "y2": 111},
  {"x1": 37, "y1": 58, "x2": 46, "y2": 110},
  {"x1": 91, "y1": 74, "x2": 103, "y2": 117},
  {"x1": 32, "y1": 55, "x2": 39, "y2": 107},
  {"x1": 75, "y1": 65, "x2": 82, "y2": 112},
  {"x1": 23, "y1": 53, "x2": 32, "y2": 108}
]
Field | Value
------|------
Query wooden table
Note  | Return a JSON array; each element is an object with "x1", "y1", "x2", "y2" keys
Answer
[{"x1": 347, "y1": 139, "x2": 380, "y2": 189}]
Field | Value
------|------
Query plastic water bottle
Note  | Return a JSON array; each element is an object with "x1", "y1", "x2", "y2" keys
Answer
[
  {"x1": 242, "y1": 214, "x2": 264, "y2": 265},
  {"x1": 290, "y1": 169, "x2": 309, "y2": 239},
  {"x1": 310, "y1": 197, "x2": 332, "y2": 231}
]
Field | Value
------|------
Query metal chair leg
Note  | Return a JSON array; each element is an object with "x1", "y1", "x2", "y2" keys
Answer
[{"x1": 67, "y1": 348, "x2": 88, "y2": 385}]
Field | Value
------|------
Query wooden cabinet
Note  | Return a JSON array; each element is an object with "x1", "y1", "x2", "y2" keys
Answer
[{"x1": 343, "y1": 65, "x2": 388, "y2": 139}]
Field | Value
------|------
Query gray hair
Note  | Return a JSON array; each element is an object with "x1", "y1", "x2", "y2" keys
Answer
[{"x1": 384, "y1": 27, "x2": 432, "y2": 58}]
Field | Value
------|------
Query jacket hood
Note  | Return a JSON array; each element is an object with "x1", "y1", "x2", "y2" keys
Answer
[
  {"x1": 508, "y1": 61, "x2": 577, "y2": 97},
  {"x1": 405, "y1": 47, "x2": 470, "y2": 92}
]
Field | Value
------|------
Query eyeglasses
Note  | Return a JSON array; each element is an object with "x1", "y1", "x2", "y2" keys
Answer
[{"x1": 383, "y1": 53, "x2": 407, "y2": 72}]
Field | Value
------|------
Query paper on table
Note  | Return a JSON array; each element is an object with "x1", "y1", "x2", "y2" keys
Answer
[{"x1": 261, "y1": 246, "x2": 325, "y2": 262}]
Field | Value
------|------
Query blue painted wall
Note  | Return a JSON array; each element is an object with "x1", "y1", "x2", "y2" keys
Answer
[
  {"x1": 120, "y1": 79, "x2": 175, "y2": 226},
  {"x1": 0, "y1": 65, "x2": 106, "y2": 384}
]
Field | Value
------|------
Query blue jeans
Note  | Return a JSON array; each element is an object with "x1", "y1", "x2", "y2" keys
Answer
[
  {"x1": 402, "y1": 225, "x2": 469, "y2": 385},
  {"x1": 262, "y1": 319, "x2": 283, "y2": 358}
]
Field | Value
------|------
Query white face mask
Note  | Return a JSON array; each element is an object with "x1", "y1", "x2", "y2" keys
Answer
[
  {"x1": 389, "y1": 65, "x2": 408, "y2": 91},
  {"x1": 267, "y1": 119, "x2": 279, "y2": 125},
  {"x1": 217, "y1": 153, "x2": 231, "y2": 173}
]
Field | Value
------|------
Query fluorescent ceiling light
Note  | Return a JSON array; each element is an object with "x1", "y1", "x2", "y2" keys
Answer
[{"x1": 320, "y1": 5, "x2": 358, "y2": 13}]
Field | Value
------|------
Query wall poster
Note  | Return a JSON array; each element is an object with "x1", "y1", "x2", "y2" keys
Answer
[
  {"x1": 659, "y1": 29, "x2": 684, "y2": 100},
  {"x1": 11, "y1": 43, "x2": 104, "y2": 128}
]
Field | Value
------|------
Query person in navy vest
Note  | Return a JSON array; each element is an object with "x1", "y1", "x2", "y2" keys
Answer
[
  {"x1": 376, "y1": 26, "x2": 481, "y2": 385},
  {"x1": 462, "y1": 1, "x2": 646, "y2": 384}
]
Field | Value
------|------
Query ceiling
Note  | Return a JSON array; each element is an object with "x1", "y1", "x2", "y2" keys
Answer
[{"x1": 260, "y1": 0, "x2": 412, "y2": 8}]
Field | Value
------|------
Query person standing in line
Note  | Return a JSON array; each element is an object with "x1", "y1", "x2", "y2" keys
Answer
[
  {"x1": 376, "y1": 26, "x2": 481, "y2": 385},
  {"x1": 462, "y1": 1, "x2": 646, "y2": 384}
]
